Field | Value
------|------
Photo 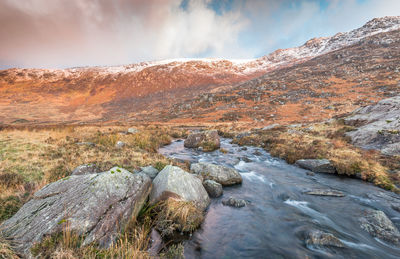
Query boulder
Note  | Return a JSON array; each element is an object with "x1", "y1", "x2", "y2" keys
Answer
[
  {"x1": 140, "y1": 166, "x2": 159, "y2": 179},
  {"x1": 303, "y1": 189, "x2": 345, "y2": 197},
  {"x1": 305, "y1": 230, "x2": 345, "y2": 247},
  {"x1": 222, "y1": 197, "x2": 247, "y2": 208},
  {"x1": 295, "y1": 159, "x2": 336, "y2": 174},
  {"x1": 190, "y1": 162, "x2": 242, "y2": 186},
  {"x1": 71, "y1": 164, "x2": 100, "y2": 176},
  {"x1": 203, "y1": 180, "x2": 223, "y2": 198},
  {"x1": 149, "y1": 165, "x2": 210, "y2": 210},
  {"x1": 184, "y1": 130, "x2": 220, "y2": 151},
  {"x1": 344, "y1": 96, "x2": 400, "y2": 156},
  {"x1": 0, "y1": 167, "x2": 152, "y2": 256},
  {"x1": 359, "y1": 209, "x2": 400, "y2": 245}
]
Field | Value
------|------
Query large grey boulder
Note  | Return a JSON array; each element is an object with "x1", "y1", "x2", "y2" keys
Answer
[
  {"x1": 184, "y1": 130, "x2": 220, "y2": 151},
  {"x1": 190, "y1": 162, "x2": 242, "y2": 186},
  {"x1": 149, "y1": 165, "x2": 210, "y2": 210},
  {"x1": 295, "y1": 159, "x2": 336, "y2": 174},
  {"x1": 203, "y1": 180, "x2": 223, "y2": 198},
  {"x1": 0, "y1": 167, "x2": 152, "y2": 256},
  {"x1": 359, "y1": 209, "x2": 400, "y2": 245},
  {"x1": 344, "y1": 96, "x2": 400, "y2": 155},
  {"x1": 71, "y1": 163, "x2": 100, "y2": 176}
]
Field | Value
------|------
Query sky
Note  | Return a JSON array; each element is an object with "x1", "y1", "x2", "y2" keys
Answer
[{"x1": 0, "y1": 0, "x2": 399, "y2": 69}]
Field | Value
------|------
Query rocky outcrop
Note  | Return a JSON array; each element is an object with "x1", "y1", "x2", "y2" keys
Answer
[
  {"x1": 140, "y1": 166, "x2": 159, "y2": 179},
  {"x1": 345, "y1": 96, "x2": 400, "y2": 155},
  {"x1": 190, "y1": 162, "x2": 242, "y2": 186},
  {"x1": 0, "y1": 167, "x2": 152, "y2": 256},
  {"x1": 71, "y1": 164, "x2": 100, "y2": 176},
  {"x1": 184, "y1": 130, "x2": 220, "y2": 151},
  {"x1": 305, "y1": 230, "x2": 345, "y2": 248},
  {"x1": 203, "y1": 180, "x2": 223, "y2": 198},
  {"x1": 359, "y1": 209, "x2": 400, "y2": 245},
  {"x1": 303, "y1": 189, "x2": 345, "y2": 197},
  {"x1": 149, "y1": 165, "x2": 210, "y2": 210},
  {"x1": 295, "y1": 159, "x2": 336, "y2": 174},
  {"x1": 222, "y1": 197, "x2": 248, "y2": 208}
]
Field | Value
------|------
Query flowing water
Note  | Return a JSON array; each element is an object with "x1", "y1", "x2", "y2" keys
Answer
[{"x1": 158, "y1": 138, "x2": 400, "y2": 258}]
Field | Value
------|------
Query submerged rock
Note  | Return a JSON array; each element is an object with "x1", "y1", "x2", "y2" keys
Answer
[
  {"x1": 203, "y1": 180, "x2": 223, "y2": 198},
  {"x1": 190, "y1": 162, "x2": 242, "y2": 186},
  {"x1": 140, "y1": 166, "x2": 159, "y2": 179},
  {"x1": 71, "y1": 164, "x2": 100, "y2": 176},
  {"x1": 295, "y1": 159, "x2": 336, "y2": 174},
  {"x1": 303, "y1": 189, "x2": 345, "y2": 197},
  {"x1": 184, "y1": 130, "x2": 220, "y2": 151},
  {"x1": 222, "y1": 197, "x2": 248, "y2": 208},
  {"x1": 0, "y1": 167, "x2": 152, "y2": 256},
  {"x1": 149, "y1": 165, "x2": 210, "y2": 210},
  {"x1": 359, "y1": 209, "x2": 400, "y2": 245},
  {"x1": 305, "y1": 230, "x2": 345, "y2": 248}
]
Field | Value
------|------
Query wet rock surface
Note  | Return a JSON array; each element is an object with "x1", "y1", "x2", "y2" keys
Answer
[
  {"x1": 190, "y1": 162, "x2": 242, "y2": 186},
  {"x1": 295, "y1": 159, "x2": 336, "y2": 174},
  {"x1": 222, "y1": 197, "x2": 248, "y2": 208},
  {"x1": 303, "y1": 189, "x2": 345, "y2": 197},
  {"x1": 203, "y1": 180, "x2": 223, "y2": 198},
  {"x1": 305, "y1": 230, "x2": 345, "y2": 248},
  {"x1": 359, "y1": 209, "x2": 400, "y2": 245},
  {"x1": 0, "y1": 167, "x2": 152, "y2": 256},
  {"x1": 149, "y1": 165, "x2": 210, "y2": 210}
]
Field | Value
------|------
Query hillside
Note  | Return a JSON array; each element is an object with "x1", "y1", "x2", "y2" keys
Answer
[{"x1": 0, "y1": 16, "x2": 399, "y2": 125}]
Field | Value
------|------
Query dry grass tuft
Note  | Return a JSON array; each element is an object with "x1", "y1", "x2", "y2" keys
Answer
[{"x1": 0, "y1": 233, "x2": 18, "y2": 259}]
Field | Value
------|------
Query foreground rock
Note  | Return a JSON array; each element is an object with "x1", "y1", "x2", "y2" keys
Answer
[
  {"x1": 359, "y1": 209, "x2": 400, "y2": 245},
  {"x1": 140, "y1": 166, "x2": 159, "y2": 179},
  {"x1": 71, "y1": 164, "x2": 100, "y2": 176},
  {"x1": 295, "y1": 159, "x2": 336, "y2": 174},
  {"x1": 305, "y1": 230, "x2": 345, "y2": 248},
  {"x1": 184, "y1": 130, "x2": 220, "y2": 151},
  {"x1": 303, "y1": 189, "x2": 345, "y2": 197},
  {"x1": 191, "y1": 162, "x2": 242, "y2": 186},
  {"x1": 149, "y1": 165, "x2": 210, "y2": 210},
  {"x1": 203, "y1": 180, "x2": 223, "y2": 198},
  {"x1": 222, "y1": 197, "x2": 248, "y2": 208},
  {"x1": 0, "y1": 167, "x2": 152, "y2": 256},
  {"x1": 345, "y1": 96, "x2": 400, "y2": 156}
]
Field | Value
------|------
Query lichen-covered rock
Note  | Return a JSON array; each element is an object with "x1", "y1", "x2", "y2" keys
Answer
[
  {"x1": 71, "y1": 164, "x2": 100, "y2": 176},
  {"x1": 190, "y1": 162, "x2": 242, "y2": 186},
  {"x1": 184, "y1": 130, "x2": 220, "y2": 151},
  {"x1": 359, "y1": 209, "x2": 400, "y2": 245},
  {"x1": 149, "y1": 165, "x2": 210, "y2": 210},
  {"x1": 295, "y1": 159, "x2": 336, "y2": 174},
  {"x1": 203, "y1": 180, "x2": 223, "y2": 198},
  {"x1": 303, "y1": 189, "x2": 345, "y2": 197},
  {"x1": 222, "y1": 197, "x2": 247, "y2": 208},
  {"x1": 0, "y1": 167, "x2": 152, "y2": 256},
  {"x1": 127, "y1": 127, "x2": 139, "y2": 134},
  {"x1": 305, "y1": 230, "x2": 345, "y2": 247}
]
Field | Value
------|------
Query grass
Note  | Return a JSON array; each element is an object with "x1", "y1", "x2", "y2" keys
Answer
[
  {"x1": 226, "y1": 120, "x2": 399, "y2": 192},
  {"x1": 0, "y1": 124, "x2": 195, "y2": 257}
]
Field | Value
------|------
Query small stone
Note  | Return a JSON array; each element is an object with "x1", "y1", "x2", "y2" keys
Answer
[
  {"x1": 128, "y1": 128, "x2": 139, "y2": 134},
  {"x1": 115, "y1": 141, "x2": 125, "y2": 148},
  {"x1": 222, "y1": 197, "x2": 247, "y2": 208},
  {"x1": 306, "y1": 171, "x2": 315, "y2": 176},
  {"x1": 203, "y1": 180, "x2": 223, "y2": 198},
  {"x1": 305, "y1": 230, "x2": 345, "y2": 248}
]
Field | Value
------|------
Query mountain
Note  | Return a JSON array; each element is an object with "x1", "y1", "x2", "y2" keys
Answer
[{"x1": 0, "y1": 16, "x2": 399, "y2": 125}]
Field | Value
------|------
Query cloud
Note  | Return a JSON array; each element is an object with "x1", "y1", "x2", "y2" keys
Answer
[
  {"x1": 0, "y1": 0, "x2": 399, "y2": 68},
  {"x1": 0, "y1": 0, "x2": 248, "y2": 68}
]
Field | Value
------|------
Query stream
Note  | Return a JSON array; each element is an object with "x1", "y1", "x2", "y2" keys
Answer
[{"x1": 158, "y1": 138, "x2": 400, "y2": 258}]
